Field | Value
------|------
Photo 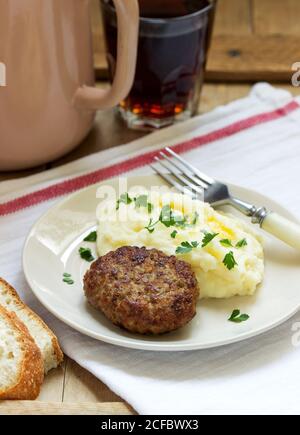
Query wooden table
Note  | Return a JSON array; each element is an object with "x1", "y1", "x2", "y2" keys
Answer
[{"x1": 1, "y1": 0, "x2": 300, "y2": 416}]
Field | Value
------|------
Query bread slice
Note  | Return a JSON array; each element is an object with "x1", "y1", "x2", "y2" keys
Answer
[
  {"x1": 0, "y1": 279, "x2": 63, "y2": 374},
  {"x1": 0, "y1": 305, "x2": 44, "y2": 400}
]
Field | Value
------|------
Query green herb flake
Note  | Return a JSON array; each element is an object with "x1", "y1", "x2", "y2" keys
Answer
[
  {"x1": 79, "y1": 247, "x2": 95, "y2": 262},
  {"x1": 176, "y1": 241, "x2": 199, "y2": 255},
  {"x1": 63, "y1": 273, "x2": 74, "y2": 285},
  {"x1": 63, "y1": 278, "x2": 74, "y2": 285},
  {"x1": 201, "y1": 232, "x2": 219, "y2": 248},
  {"x1": 159, "y1": 205, "x2": 187, "y2": 229},
  {"x1": 116, "y1": 193, "x2": 132, "y2": 210},
  {"x1": 83, "y1": 231, "x2": 97, "y2": 242},
  {"x1": 171, "y1": 230, "x2": 178, "y2": 239},
  {"x1": 145, "y1": 218, "x2": 158, "y2": 234},
  {"x1": 134, "y1": 195, "x2": 148, "y2": 208},
  {"x1": 191, "y1": 211, "x2": 199, "y2": 225},
  {"x1": 228, "y1": 309, "x2": 249, "y2": 323},
  {"x1": 223, "y1": 251, "x2": 238, "y2": 270},
  {"x1": 147, "y1": 202, "x2": 153, "y2": 214},
  {"x1": 174, "y1": 215, "x2": 187, "y2": 228},
  {"x1": 159, "y1": 205, "x2": 174, "y2": 227},
  {"x1": 220, "y1": 239, "x2": 233, "y2": 248},
  {"x1": 236, "y1": 238, "x2": 247, "y2": 248}
]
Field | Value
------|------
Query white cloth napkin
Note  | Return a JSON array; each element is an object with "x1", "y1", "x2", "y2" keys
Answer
[{"x1": 1, "y1": 83, "x2": 300, "y2": 415}]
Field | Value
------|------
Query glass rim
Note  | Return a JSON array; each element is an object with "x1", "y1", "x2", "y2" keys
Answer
[{"x1": 100, "y1": 0, "x2": 215, "y2": 24}]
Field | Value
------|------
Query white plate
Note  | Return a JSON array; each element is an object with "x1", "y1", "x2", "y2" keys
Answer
[{"x1": 23, "y1": 175, "x2": 300, "y2": 351}]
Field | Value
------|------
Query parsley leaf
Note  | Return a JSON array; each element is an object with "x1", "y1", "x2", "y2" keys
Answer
[
  {"x1": 84, "y1": 231, "x2": 97, "y2": 242},
  {"x1": 148, "y1": 202, "x2": 153, "y2": 214},
  {"x1": 145, "y1": 218, "x2": 158, "y2": 233},
  {"x1": 116, "y1": 193, "x2": 132, "y2": 210},
  {"x1": 133, "y1": 194, "x2": 153, "y2": 214},
  {"x1": 202, "y1": 232, "x2": 219, "y2": 248},
  {"x1": 175, "y1": 215, "x2": 187, "y2": 228},
  {"x1": 223, "y1": 251, "x2": 238, "y2": 270},
  {"x1": 134, "y1": 195, "x2": 148, "y2": 208},
  {"x1": 79, "y1": 247, "x2": 95, "y2": 262},
  {"x1": 176, "y1": 241, "x2": 199, "y2": 254},
  {"x1": 159, "y1": 205, "x2": 174, "y2": 227},
  {"x1": 63, "y1": 273, "x2": 74, "y2": 285},
  {"x1": 220, "y1": 239, "x2": 233, "y2": 247},
  {"x1": 171, "y1": 230, "x2": 178, "y2": 239},
  {"x1": 236, "y1": 238, "x2": 247, "y2": 248},
  {"x1": 158, "y1": 205, "x2": 187, "y2": 229},
  {"x1": 191, "y1": 211, "x2": 199, "y2": 225},
  {"x1": 228, "y1": 309, "x2": 249, "y2": 323}
]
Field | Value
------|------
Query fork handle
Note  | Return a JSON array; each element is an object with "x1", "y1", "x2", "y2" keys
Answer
[{"x1": 261, "y1": 212, "x2": 300, "y2": 250}]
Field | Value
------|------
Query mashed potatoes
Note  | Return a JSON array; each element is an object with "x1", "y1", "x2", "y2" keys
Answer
[{"x1": 96, "y1": 191, "x2": 264, "y2": 299}]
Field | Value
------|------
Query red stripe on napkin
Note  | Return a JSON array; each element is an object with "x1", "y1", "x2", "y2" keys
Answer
[{"x1": 0, "y1": 100, "x2": 298, "y2": 217}]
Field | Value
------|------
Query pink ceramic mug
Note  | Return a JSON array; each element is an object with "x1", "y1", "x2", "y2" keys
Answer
[{"x1": 0, "y1": 0, "x2": 139, "y2": 171}]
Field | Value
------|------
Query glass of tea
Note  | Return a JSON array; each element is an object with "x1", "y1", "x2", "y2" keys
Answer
[{"x1": 101, "y1": 0, "x2": 216, "y2": 130}]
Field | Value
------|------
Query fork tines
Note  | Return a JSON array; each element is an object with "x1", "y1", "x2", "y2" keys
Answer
[{"x1": 150, "y1": 147, "x2": 211, "y2": 199}]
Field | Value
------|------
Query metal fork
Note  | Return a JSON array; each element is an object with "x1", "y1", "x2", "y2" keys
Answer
[{"x1": 151, "y1": 147, "x2": 300, "y2": 251}]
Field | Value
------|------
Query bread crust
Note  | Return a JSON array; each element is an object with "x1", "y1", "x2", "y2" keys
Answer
[
  {"x1": 0, "y1": 306, "x2": 44, "y2": 400},
  {"x1": 0, "y1": 278, "x2": 63, "y2": 372}
]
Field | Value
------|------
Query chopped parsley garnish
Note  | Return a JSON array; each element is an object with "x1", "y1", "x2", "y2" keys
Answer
[
  {"x1": 175, "y1": 215, "x2": 188, "y2": 228},
  {"x1": 220, "y1": 239, "x2": 233, "y2": 248},
  {"x1": 134, "y1": 195, "x2": 148, "y2": 208},
  {"x1": 159, "y1": 205, "x2": 174, "y2": 227},
  {"x1": 148, "y1": 202, "x2": 153, "y2": 214},
  {"x1": 84, "y1": 231, "x2": 97, "y2": 242},
  {"x1": 236, "y1": 238, "x2": 247, "y2": 248},
  {"x1": 223, "y1": 251, "x2": 238, "y2": 270},
  {"x1": 228, "y1": 309, "x2": 249, "y2": 323},
  {"x1": 145, "y1": 218, "x2": 158, "y2": 233},
  {"x1": 201, "y1": 232, "x2": 219, "y2": 248},
  {"x1": 133, "y1": 195, "x2": 153, "y2": 214},
  {"x1": 176, "y1": 241, "x2": 199, "y2": 254},
  {"x1": 191, "y1": 211, "x2": 199, "y2": 225},
  {"x1": 79, "y1": 247, "x2": 95, "y2": 262},
  {"x1": 145, "y1": 204, "x2": 198, "y2": 233},
  {"x1": 63, "y1": 273, "x2": 74, "y2": 285},
  {"x1": 159, "y1": 205, "x2": 187, "y2": 228},
  {"x1": 220, "y1": 238, "x2": 247, "y2": 249},
  {"x1": 116, "y1": 193, "x2": 132, "y2": 210},
  {"x1": 171, "y1": 230, "x2": 178, "y2": 239}
]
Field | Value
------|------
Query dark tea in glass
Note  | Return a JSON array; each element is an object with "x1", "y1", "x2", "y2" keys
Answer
[{"x1": 101, "y1": 0, "x2": 216, "y2": 130}]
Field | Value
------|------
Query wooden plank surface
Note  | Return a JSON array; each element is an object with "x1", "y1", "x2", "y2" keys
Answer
[
  {"x1": 0, "y1": 402, "x2": 134, "y2": 415},
  {"x1": 253, "y1": 0, "x2": 300, "y2": 35},
  {"x1": 63, "y1": 359, "x2": 121, "y2": 403},
  {"x1": 213, "y1": 0, "x2": 252, "y2": 35},
  {"x1": 93, "y1": 0, "x2": 300, "y2": 82},
  {"x1": 206, "y1": 35, "x2": 299, "y2": 82}
]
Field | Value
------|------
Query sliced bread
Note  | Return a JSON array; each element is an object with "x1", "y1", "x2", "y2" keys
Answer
[
  {"x1": 0, "y1": 278, "x2": 63, "y2": 374},
  {"x1": 0, "y1": 305, "x2": 44, "y2": 400}
]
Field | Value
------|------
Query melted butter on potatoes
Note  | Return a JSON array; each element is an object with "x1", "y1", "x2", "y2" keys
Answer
[{"x1": 97, "y1": 191, "x2": 264, "y2": 299}]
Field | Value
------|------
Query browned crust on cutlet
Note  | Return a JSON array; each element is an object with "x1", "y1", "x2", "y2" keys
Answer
[
  {"x1": 84, "y1": 246, "x2": 199, "y2": 335},
  {"x1": 0, "y1": 306, "x2": 44, "y2": 400},
  {"x1": 0, "y1": 278, "x2": 63, "y2": 372}
]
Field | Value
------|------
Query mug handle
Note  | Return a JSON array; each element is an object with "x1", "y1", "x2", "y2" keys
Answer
[{"x1": 74, "y1": 0, "x2": 139, "y2": 111}]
